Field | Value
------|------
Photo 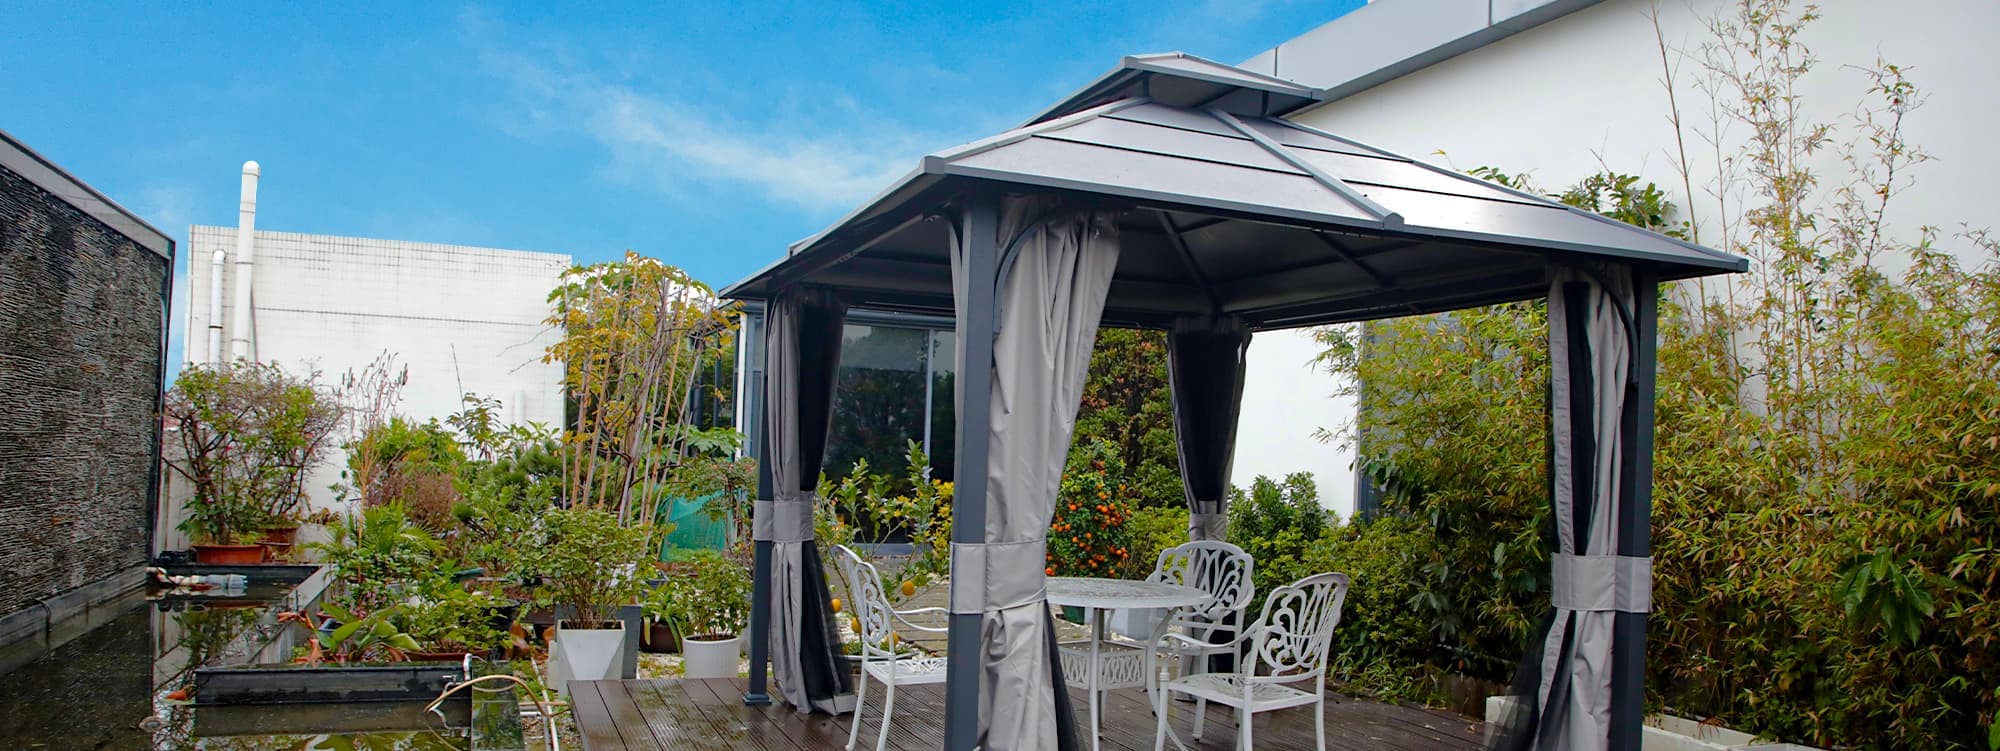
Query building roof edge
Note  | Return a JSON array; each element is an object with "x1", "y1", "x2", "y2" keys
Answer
[
  {"x1": 1241, "y1": 0, "x2": 1607, "y2": 105},
  {"x1": 0, "y1": 127, "x2": 174, "y2": 260}
]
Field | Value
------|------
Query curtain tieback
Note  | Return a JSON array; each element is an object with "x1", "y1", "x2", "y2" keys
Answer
[
  {"x1": 751, "y1": 493, "x2": 816, "y2": 544},
  {"x1": 948, "y1": 539, "x2": 1047, "y2": 615},
  {"x1": 1187, "y1": 511, "x2": 1227, "y2": 540},
  {"x1": 1550, "y1": 553, "x2": 1651, "y2": 613}
]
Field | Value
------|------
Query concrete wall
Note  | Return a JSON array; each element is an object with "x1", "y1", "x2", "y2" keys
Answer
[
  {"x1": 166, "y1": 227, "x2": 568, "y2": 544},
  {"x1": 1232, "y1": 0, "x2": 1999, "y2": 516},
  {"x1": 0, "y1": 147, "x2": 169, "y2": 623}
]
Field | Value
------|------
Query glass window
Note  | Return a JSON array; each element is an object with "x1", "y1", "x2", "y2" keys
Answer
[
  {"x1": 926, "y1": 331, "x2": 956, "y2": 482},
  {"x1": 824, "y1": 324, "x2": 929, "y2": 482}
]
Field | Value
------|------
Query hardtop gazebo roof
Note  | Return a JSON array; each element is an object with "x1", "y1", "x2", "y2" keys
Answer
[
  {"x1": 720, "y1": 52, "x2": 1743, "y2": 327},
  {"x1": 727, "y1": 52, "x2": 1748, "y2": 751}
]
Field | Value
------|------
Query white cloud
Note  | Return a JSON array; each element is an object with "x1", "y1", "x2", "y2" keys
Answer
[{"x1": 473, "y1": 31, "x2": 946, "y2": 213}]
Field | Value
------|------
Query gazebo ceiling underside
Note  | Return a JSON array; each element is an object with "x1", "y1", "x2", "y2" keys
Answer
[{"x1": 723, "y1": 89, "x2": 1744, "y2": 332}]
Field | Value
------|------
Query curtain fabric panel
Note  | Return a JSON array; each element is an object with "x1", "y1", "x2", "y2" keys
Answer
[
  {"x1": 1489, "y1": 265, "x2": 1653, "y2": 751},
  {"x1": 949, "y1": 197, "x2": 1119, "y2": 751},
  {"x1": 1165, "y1": 315, "x2": 1252, "y2": 541},
  {"x1": 754, "y1": 286, "x2": 856, "y2": 715}
]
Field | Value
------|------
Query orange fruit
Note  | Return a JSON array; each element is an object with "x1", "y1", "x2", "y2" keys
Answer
[
  {"x1": 831, "y1": 598, "x2": 842, "y2": 613},
  {"x1": 900, "y1": 580, "x2": 917, "y2": 597}
]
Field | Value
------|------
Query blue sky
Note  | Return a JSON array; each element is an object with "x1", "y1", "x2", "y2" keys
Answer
[{"x1": 2, "y1": 1, "x2": 1361, "y2": 368}]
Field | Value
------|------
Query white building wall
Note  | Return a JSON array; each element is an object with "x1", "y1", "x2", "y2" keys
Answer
[
  {"x1": 179, "y1": 226, "x2": 569, "y2": 524},
  {"x1": 1231, "y1": 0, "x2": 1999, "y2": 517}
]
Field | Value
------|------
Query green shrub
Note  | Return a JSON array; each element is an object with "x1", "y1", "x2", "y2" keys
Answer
[
  {"x1": 1301, "y1": 3, "x2": 2000, "y2": 741},
  {"x1": 525, "y1": 506, "x2": 657, "y2": 626},
  {"x1": 646, "y1": 550, "x2": 753, "y2": 638},
  {"x1": 1122, "y1": 506, "x2": 1189, "y2": 579},
  {"x1": 398, "y1": 579, "x2": 509, "y2": 654},
  {"x1": 1226, "y1": 473, "x2": 1330, "y2": 604},
  {"x1": 1299, "y1": 516, "x2": 1440, "y2": 700},
  {"x1": 816, "y1": 441, "x2": 954, "y2": 587},
  {"x1": 339, "y1": 417, "x2": 467, "y2": 531},
  {"x1": 311, "y1": 503, "x2": 440, "y2": 613}
]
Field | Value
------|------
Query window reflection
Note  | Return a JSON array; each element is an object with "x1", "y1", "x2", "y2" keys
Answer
[
  {"x1": 927, "y1": 331, "x2": 956, "y2": 481},
  {"x1": 825, "y1": 325, "x2": 929, "y2": 483}
]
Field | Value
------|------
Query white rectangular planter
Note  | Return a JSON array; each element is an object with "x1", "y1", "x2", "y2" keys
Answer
[{"x1": 551, "y1": 623, "x2": 627, "y2": 696}]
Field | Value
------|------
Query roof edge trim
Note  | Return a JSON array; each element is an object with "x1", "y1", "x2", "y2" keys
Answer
[
  {"x1": 0, "y1": 127, "x2": 173, "y2": 259},
  {"x1": 1241, "y1": 0, "x2": 1607, "y2": 105}
]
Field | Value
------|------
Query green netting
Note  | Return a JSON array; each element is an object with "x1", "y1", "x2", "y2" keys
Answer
[{"x1": 657, "y1": 491, "x2": 731, "y2": 560}]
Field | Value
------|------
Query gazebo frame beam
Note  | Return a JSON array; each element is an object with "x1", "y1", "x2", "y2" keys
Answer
[
  {"x1": 745, "y1": 318, "x2": 774, "y2": 706},
  {"x1": 943, "y1": 195, "x2": 1001, "y2": 751},
  {"x1": 1609, "y1": 268, "x2": 1658, "y2": 751}
]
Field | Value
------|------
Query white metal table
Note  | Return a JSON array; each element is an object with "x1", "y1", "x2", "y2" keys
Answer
[{"x1": 1046, "y1": 577, "x2": 1209, "y2": 751}]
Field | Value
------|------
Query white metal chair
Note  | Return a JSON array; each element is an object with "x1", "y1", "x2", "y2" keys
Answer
[
  {"x1": 1152, "y1": 571, "x2": 1351, "y2": 751},
  {"x1": 1139, "y1": 541, "x2": 1255, "y2": 682},
  {"x1": 831, "y1": 544, "x2": 949, "y2": 751}
]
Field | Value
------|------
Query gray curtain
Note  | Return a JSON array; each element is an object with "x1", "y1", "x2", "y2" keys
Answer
[
  {"x1": 1165, "y1": 315, "x2": 1252, "y2": 541},
  {"x1": 949, "y1": 197, "x2": 1119, "y2": 751},
  {"x1": 1488, "y1": 264, "x2": 1652, "y2": 751},
  {"x1": 754, "y1": 286, "x2": 855, "y2": 714}
]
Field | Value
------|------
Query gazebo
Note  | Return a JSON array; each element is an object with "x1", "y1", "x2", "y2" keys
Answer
[{"x1": 720, "y1": 52, "x2": 1745, "y2": 751}]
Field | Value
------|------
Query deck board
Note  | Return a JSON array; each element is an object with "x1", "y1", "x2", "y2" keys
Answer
[{"x1": 572, "y1": 678, "x2": 1483, "y2": 751}]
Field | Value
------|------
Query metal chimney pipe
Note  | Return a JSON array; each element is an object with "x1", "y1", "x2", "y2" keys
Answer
[
  {"x1": 208, "y1": 248, "x2": 226, "y2": 366},
  {"x1": 227, "y1": 161, "x2": 259, "y2": 361}
]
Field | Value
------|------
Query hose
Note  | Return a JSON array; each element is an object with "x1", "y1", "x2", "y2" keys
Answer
[{"x1": 425, "y1": 673, "x2": 560, "y2": 751}]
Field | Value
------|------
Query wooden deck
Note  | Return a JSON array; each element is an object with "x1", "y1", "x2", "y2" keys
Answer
[{"x1": 571, "y1": 678, "x2": 1484, "y2": 751}]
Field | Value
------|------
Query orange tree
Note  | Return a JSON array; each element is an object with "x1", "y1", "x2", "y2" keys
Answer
[{"x1": 1047, "y1": 440, "x2": 1135, "y2": 577}]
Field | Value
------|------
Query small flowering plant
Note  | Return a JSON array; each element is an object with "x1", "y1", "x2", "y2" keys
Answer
[{"x1": 1047, "y1": 440, "x2": 1134, "y2": 577}]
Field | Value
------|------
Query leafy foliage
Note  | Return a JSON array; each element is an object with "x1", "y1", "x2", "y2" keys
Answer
[
  {"x1": 1122, "y1": 506, "x2": 1190, "y2": 580},
  {"x1": 341, "y1": 417, "x2": 466, "y2": 530},
  {"x1": 523, "y1": 505, "x2": 659, "y2": 626},
  {"x1": 1225, "y1": 473, "x2": 1333, "y2": 616},
  {"x1": 1074, "y1": 329, "x2": 1182, "y2": 509},
  {"x1": 816, "y1": 441, "x2": 954, "y2": 588},
  {"x1": 1305, "y1": 3, "x2": 2000, "y2": 745},
  {"x1": 645, "y1": 549, "x2": 753, "y2": 638},
  {"x1": 1047, "y1": 440, "x2": 1134, "y2": 577},
  {"x1": 546, "y1": 252, "x2": 733, "y2": 520},
  {"x1": 164, "y1": 362, "x2": 343, "y2": 543},
  {"x1": 311, "y1": 503, "x2": 440, "y2": 613}
]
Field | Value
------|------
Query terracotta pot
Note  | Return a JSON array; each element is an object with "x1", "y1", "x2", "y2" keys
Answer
[
  {"x1": 258, "y1": 541, "x2": 292, "y2": 562},
  {"x1": 192, "y1": 544, "x2": 267, "y2": 565},
  {"x1": 640, "y1": 620, "x2": 680, "y2": 654}
]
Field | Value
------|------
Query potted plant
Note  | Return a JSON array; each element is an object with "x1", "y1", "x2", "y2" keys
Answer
[
  {"x1": 180, "y1": 491, "x2": 269, "y2": 564},
  {"x1": 638, "y1": 583, "x2": 683, "y2": 654},
  {"x1": 528, "y1": 506, "x2": 653, "y2": 693},
  {"x1": 164, "y1": 363, "x2": 342, "y2": 564},
  {"x1": 658, "y1": 550, "x2": 751, "y2": 679}
]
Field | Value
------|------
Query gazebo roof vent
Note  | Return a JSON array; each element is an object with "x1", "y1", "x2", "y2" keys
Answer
[{"x1": 1026, "y1": 52, "x2": 1324, "y2": 126}]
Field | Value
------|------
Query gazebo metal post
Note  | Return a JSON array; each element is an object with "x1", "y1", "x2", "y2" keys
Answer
[
  {"x1": 1609, "y1": 268, "x2": 1658, "y2": 749},
  {"x1": 746, "y1": 310, "x2": 775, "y2": 706},
  {"x1": 944, "y1": 196, "x2": 1000, "y2": 751}
]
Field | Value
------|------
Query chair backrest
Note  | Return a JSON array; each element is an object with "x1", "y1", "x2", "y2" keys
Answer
[
  {"x1": 1246, "y1": 572, "x2": 1350, "y2": 682},
  {"x1": 831, "y1": 544, "x2": 897, "y2": 657},
  {"x1": 1148, "y1": 541, "x2": 1255, "y2": 628}
]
